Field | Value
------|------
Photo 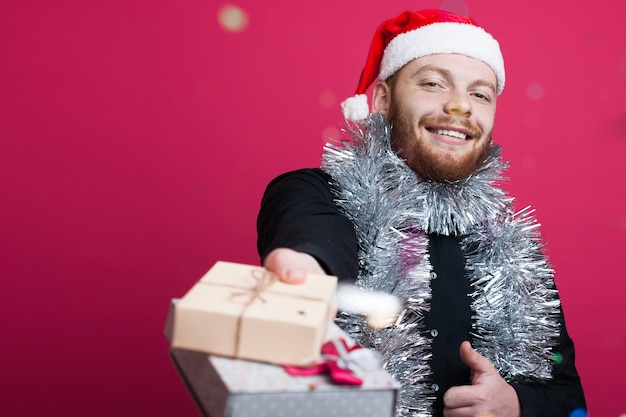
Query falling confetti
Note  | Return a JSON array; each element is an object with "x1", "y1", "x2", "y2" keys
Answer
[
  {"x1": 527, "y1": 82, "x2": 544, "y2": 100},
  {"x1": 322, "y1": 126, "x2": 340, "y2": 143},
  {"x1": 569, "y1": 408, "x2": 587, "y2": 417},
  {"x1": 217, "y1": 4, "x2": 249, "y2": 33},
  {"x1": 439, "y1": 0, "x2": 470, "y2": 16},
  {"x1": 319, "y1": 89, "x2": 336, "y2": 109}
]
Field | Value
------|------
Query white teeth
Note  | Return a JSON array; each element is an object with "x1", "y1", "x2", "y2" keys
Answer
[{"x1": 434, "y1": 129, "x2": 468, "y2": 140}]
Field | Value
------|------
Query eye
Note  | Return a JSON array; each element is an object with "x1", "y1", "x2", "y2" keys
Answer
[
  {"x1": 472, "y1": 91, "x2": 492, "y2": 102},
  {"x1": 420, "y1": 80, "x2": 443, "y2": 89}
]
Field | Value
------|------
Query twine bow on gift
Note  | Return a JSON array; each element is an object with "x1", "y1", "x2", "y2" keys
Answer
[
  {"x1": 229, "y1": 269, "x2": 277, "y2": 357},
  {"x1": 230, "y1": 269, "x2": 277, "y2": 305},
  {"x1": 283, "y1": 338, "x2": 382, "y2": 386}
]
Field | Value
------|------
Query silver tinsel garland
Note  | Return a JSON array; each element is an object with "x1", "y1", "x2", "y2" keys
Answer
[{"x1": 321, "y1": 114, "x2": 561, "y2": 417}]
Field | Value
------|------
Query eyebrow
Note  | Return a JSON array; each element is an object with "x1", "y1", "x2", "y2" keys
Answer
[
  {"x1": 413, "y1": 65, "x2": 452, "y2": 78},
  {"x1": 412, "y1": 65, "x2": 497, "y2": 94},
  {"x1": 469, "y1": 79, "x2": 497, "y2": 95}
]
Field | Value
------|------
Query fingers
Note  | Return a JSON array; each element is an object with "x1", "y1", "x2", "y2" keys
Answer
[
  {"x1": 443, "y1": 383, "x2": 475, "y2": 411},
  {"x1": 442, "y1": 343, "x2": 491, "y2": 412},
  {"x1": 263, "y1": 248, "x2": 326, "y2": 284},
  {"x1": 444, "y1": 382, "x2": 521, "y2": 417},
  {"x1": 459, "y1": 341, "x2": 494, "y2": 376},
  {"x1": 444, "y1": 342, "x2": 521, "y2": 417}
]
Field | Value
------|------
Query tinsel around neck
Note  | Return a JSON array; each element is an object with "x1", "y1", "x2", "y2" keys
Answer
[{"x1": 322, "y1": 114, "x2": 561, "y2": 417}]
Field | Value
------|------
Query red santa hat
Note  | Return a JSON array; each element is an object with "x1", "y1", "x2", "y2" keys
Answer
[{"x1": 341, "y1": 9, "x2": 505, "y2": 121}]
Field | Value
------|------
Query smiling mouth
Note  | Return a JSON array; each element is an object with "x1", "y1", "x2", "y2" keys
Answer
[{"x1": 427, "y1": 128, "x2": 473, "y2": 141}]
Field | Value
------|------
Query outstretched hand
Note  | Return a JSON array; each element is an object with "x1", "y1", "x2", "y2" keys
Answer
[
  {"x1": 443, "y1": 341, "x2": 521, "y2": 417},
  {"x1": 263, "y1": 248, "x2": 326, "y2": 284}
]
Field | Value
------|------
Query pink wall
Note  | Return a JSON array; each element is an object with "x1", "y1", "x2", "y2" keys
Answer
[{"x1": 1, "y1": 1, "x2": 624, "y2": 415}]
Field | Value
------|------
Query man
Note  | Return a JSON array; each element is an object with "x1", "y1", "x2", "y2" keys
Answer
[{"x1": 257, "y1": 9, "x2": 586, "y2": 417}]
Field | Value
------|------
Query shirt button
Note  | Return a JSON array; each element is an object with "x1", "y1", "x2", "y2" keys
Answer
[
  {"x1": 430, "y1": 329, "x2": 439, "y2": 337},
  {"x1": 430, "y1": 271, "x2": 437, "y2": 279},
  {"x1": 432, "y1": 383, "x2": 440, "y2": 392}
]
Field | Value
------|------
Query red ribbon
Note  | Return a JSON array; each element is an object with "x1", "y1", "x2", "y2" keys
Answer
[{"x1": 283, "y1": 339, "x2": 364, "y2": 386}]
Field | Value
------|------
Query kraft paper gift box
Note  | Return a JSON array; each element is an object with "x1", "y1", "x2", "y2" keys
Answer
[
  {"x1": 168, "y1": 326, "x2": 401, "y2": 417},
  {"x1": 169, "y1": 261, "x2": 338, "y2": 365}
]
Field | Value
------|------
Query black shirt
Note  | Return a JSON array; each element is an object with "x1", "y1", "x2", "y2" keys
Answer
[{"x1": 257, "y1": 168, "x2": 586, "y2": 417}]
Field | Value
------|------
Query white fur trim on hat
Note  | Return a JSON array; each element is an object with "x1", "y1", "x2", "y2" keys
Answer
[
  {"x1": 380, "y1": 22, "x2": 505, "y2": 94},
  {"x1": 341, "y1": 94, "x2": 369, "y2": 122}
]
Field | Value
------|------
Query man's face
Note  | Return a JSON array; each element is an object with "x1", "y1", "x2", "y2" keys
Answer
[{"x1": 374, "y1": 54, "x2": 498, "y2": 182}]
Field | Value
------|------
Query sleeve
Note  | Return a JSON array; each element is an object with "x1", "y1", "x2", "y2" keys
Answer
[
  {"x1": 256, "y1": 168, "x2": 359, "y2": 282},
  {"x1": 510, "y1": 306, "x2": 587, "y2": 417}
]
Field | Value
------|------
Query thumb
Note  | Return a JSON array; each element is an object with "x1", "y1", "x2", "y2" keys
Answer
[
  {"x1": 263, "y1": 248, "x2": 306, "y2": 284},
  {"x1": 459, "y1": 341, "x2": 494, "y2": 375},
  {"x1": 263, "y1": 248, "x2": 325, "y2": 284}
]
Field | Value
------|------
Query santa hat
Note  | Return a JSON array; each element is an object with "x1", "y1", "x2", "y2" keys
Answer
[{"x1": 341, "y1": 9, "x2": 505, "y2": 121}]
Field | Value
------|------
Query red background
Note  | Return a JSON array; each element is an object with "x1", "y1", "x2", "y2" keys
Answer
[{"x1": 1, "y1": 0, "x2": 625, "y2": 416}]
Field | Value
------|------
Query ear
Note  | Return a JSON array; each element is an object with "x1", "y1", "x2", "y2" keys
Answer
[{"x1": 371, "y1": 80, "x2": 391, "y2": 117}]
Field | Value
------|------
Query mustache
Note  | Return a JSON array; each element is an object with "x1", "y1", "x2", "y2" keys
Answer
[{"x1": 419, "y1": 115, "x2": 482, "y2": 139}]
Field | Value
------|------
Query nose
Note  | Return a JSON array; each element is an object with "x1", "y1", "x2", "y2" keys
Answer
[{"x1": 444, "y1": 91, "x2": 471, "y2": 116}]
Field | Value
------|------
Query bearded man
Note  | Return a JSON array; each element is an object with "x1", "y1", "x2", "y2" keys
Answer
[{"x1": 257, "y1": 9, "x2": 586, "y2": 417}]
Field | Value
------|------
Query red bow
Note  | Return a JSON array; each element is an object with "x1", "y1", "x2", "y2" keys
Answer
[{"x1": 283, "y1": 339, "x2": 366, "y2": 385}]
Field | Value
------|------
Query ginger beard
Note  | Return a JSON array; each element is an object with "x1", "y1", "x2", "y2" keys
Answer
[{"x1": 387, "y1": 100, "x2": 492, "y2": 183}]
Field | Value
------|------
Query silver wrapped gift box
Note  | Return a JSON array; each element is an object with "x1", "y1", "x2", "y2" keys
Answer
[{"x1": 169, "y1": 346, "x2": 400, "y2": 417}]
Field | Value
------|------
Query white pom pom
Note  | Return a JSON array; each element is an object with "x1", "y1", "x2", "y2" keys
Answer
[
  {"x1": 337, "y1": 284, "x2": 401, "y2": 329},
  {"x1": 340, "y1": 94, "x2": 369, "y2": 121}
]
